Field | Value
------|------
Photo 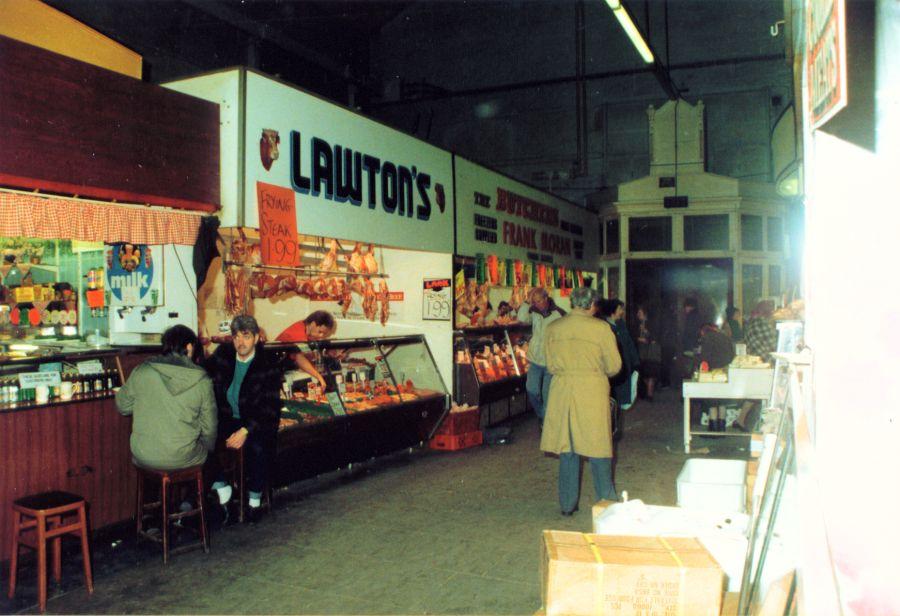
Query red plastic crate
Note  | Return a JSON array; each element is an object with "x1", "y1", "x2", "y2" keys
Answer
[
  {"x1": 434, "y1": 408, "x2": 481, "y2": 436},
  {"x1": 429, "y1": 430, "x2": 483, "y2": 451}
]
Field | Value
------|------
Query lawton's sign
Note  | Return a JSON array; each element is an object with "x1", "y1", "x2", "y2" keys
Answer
[{"x1": 289, "y1": 131, "x2": 446, "y2": 222}]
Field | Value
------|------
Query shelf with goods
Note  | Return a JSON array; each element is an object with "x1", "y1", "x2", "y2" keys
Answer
[
  {"x1": 268, "y1": 334, "x2": 449, "y2": 485},
  {"x1": 0, "y1": 348, "x2": 124, "y2": 412}
]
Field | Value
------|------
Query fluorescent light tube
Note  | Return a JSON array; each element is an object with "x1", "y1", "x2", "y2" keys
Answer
[{"x1": 605, "y1": 0, "x2": 655, "y2": 64}]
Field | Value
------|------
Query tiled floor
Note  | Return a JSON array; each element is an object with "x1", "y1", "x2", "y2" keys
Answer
[{"x1": 3, "y1": 388, "x2": 748, "y2": 614}]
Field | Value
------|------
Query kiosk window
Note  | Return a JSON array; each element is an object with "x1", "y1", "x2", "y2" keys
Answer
[
  {"x1": 767, "y1": 217, "x2": 783, "y2": 252},
  {"x1": 684, "y1": 215, "x2": 728, "y2": 250},
  {"x1": 741, "y1": 215, "x2": 763, "y2": 251},
  {"x1": 605, "y1": 218, "x2": 620, "y2": 254},
  {"x1": 628, "y1": 217, "x2": 671, "y2": 252}
]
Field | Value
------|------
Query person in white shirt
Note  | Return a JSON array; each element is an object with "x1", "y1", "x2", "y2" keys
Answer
[{"x1": 516, "y1": 287, "x2": 566, "y2": 425}]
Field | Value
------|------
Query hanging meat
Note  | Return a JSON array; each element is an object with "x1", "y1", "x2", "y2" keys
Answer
[
  {"x1": 229, "y1": 229, "x2": 251, "y2": 265},
  {"x1": 320, "y1": 238, "x2": 339, "y2": 272},
  {"x1": 363, "y1": 243, "x2": 379, "y2": 275},
  {"x1": 348, "y1": 242, "x2": 364, "y2": 273},
  {"x1": 362, "y1": 278, "x2": 377, "y2": 321},
  {"x1": 224, "y1": 267, "x2": 250, "y2": 316},
  {"x1": 378, "y1": 279, "x2": 390, "y2": 326},
  {"x1": 335, "y1": 278, "x2": 352, "y2": 317}
]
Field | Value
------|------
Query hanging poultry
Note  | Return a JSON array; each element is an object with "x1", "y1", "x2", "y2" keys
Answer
[
  {"x1": 378, "y1": 279, "x2": 390, "y2": 326},
  {"x1": 363, "y1": 243, "x2": 379, "y2": 274}
]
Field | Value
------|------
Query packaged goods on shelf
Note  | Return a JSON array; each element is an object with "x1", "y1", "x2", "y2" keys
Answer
[{"x1": 541, "y1": 530, "x2": 723, "y2": 616}]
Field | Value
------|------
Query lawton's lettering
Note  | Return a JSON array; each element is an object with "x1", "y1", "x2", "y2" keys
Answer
[{"x1": 290, "y1": 131, "x2": 435, "y2": 222}]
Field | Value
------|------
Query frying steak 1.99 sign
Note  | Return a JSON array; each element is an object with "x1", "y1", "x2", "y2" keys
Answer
[{"x1": 257, "y1": 181, "x2": 300, "y2": 267}]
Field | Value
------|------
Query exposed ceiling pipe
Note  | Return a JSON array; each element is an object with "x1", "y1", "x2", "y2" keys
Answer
[
  {"x1": 575, "y1": 0, "x2": 588, "y2": 178},
  {"x1": 369, "y1": 54, "x2": 783, "y2": 108}
]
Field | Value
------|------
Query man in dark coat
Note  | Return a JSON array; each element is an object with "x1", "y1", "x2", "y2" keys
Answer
[
  {"x1": 598, "y1": 299, "x2": 640, "y2": 409},
  {"x1": 205, "y1": 315, "x2": 288, "y2": 523}
]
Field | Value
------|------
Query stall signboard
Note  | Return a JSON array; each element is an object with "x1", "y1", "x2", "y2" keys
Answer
[
  {"x1": 106, "y1": 243, "x2": 162, "y2": 306},
  {"x1": 806, "y1": 0, "x2": 847, "y2": 129},
  {"x1": 422, "y1": 278, "x2": 452, "y2": 321},
  {"x1": 243, "y1": 71, "x2": 454, "y2": 253},
  {"x1": 257, "y1": 182, "x2": 300, "y2": 267},
  {"x1": 454, "y1": 156, "x2": 599, "y2": 270}
]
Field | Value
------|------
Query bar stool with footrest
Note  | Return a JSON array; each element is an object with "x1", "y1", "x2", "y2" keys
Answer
[
  {"x1": 222, "y1": 446, "x2": 272, "y2": 523},
  {"x1": 7, "y1": 491, "x2": 93, "y2": 613},
  {"x1": 134, "y1": 463, "x2": 209, "y2": 563}
]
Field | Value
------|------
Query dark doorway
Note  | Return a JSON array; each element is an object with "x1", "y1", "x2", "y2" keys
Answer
[{"x1": 626, "y1": 258, "x2": 733, "y2": 385}]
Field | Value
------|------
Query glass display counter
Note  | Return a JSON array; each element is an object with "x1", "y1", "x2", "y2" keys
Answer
[
  {"x1": 270, "y1": 335, "x2": 449, "y2": 484},
  {"x1": 453, "y1": 323, "x2": 531, "y2": 426}
]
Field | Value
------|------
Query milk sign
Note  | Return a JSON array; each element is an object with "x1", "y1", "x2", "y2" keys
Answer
[{"x1": 106, "y1": 243, "x2": 157, "y2": 306}]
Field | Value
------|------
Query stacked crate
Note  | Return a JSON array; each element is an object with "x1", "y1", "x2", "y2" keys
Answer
[{"x1": 429, "y1": 405, "x2": 482, "y2": 451}]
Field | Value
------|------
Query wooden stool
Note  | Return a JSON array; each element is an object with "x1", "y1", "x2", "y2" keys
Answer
[
  {"x1": 134, "y1": 464, "x2": 209, "y2": 563},
  {"x1": 7, "y1": 491, "x2": 93, "y2": 613},
  {"x1": 224, "y1": 447, "x2": 272, "y2": 523}
]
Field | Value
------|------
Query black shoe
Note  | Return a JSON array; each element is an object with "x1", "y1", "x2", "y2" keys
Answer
[
  {"x1": 207, "y1": 502, "x2": 230, "y2": 530},
  {"x1": 246, "y1": 506, "x2": 265, "y2": 524},
  {"x1": 561, "y1": 510, "x2": 575, "y2": 516}
]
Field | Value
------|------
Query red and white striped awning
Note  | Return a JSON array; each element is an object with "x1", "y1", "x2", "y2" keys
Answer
[{"x1": 0, "y1": 190, "x2": 202, "y2": 245}]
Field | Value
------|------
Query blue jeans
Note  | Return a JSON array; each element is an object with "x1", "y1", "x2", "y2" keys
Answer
[
  {"x1": 558, "y1": 454, "x2": 616, "y2": 513},
  {"x1": 526, "y1": 363, "x2": 552, "y2": 421}
]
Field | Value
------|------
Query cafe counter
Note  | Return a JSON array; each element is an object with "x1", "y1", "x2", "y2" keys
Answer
[{"x1": 0, "y1": 345, "x2": 158, "y2": 562}]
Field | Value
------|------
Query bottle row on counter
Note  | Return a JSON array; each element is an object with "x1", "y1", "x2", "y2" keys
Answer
[{"x1": 0, "y1": 369, "x2": 121, "y2": 406}]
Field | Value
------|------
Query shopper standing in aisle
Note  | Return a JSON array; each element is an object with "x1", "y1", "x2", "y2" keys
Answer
[
  {"x1": 541, "y1": 288, "x2": 622, "y2": 515},
  {"x1": 205, "y1": 315, "x2": 286, "y2": 524},
  {"x1": 734, "y1": 300, "x2": 777, "y2": 432},
  {"x1": 116, "y1": 325, "x2": 217, "y2": 471},
  {"x1": 598, "y1": 299, "x2": 640, "y2": 410},
  {"x1": 516, "y1": 287, "x2": 566, "y2": 426},
  {"x1": 633, "y1": 305, "x2": 661, "y2": 401}
]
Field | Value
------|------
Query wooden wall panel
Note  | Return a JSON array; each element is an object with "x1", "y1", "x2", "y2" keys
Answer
[
  {"x1": 0, "y1": 35, "x2": 219, "y2": 212},
  {"x1": 0, "y1": 399, "x2": 134, "y2": 562}
]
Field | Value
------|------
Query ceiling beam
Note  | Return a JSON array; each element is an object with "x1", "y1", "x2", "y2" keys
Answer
[{"x1": 182, "y1": 0, "x2": 366, "y2": 87}]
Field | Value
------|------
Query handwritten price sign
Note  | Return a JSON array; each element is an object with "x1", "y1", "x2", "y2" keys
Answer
[
  {"x1": 423, "y1": 278, "x2": 452, "y2": 321},
  {"x1": 257, "y1": 182, "x2": 300, "y2": 267}
]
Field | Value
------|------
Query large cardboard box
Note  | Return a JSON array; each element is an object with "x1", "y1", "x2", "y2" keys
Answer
[{"x1": 541, "y1": 531, "x2": 723, "y2": 616}]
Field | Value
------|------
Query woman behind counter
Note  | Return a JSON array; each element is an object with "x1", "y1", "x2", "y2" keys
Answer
[{"x1": 633, "y1": 305, "x2": 661, "y2": 402}]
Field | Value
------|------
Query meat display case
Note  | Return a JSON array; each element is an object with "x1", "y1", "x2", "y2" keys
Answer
[
  {"x1": 453, "y1": 324, "x2": 532, "y2": 426},
  {"x1": 270, "y1": 334, "x2": 449, "y2": 486}
]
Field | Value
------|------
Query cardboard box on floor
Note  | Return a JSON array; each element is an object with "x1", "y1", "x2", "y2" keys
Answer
[{"x1": 541, "y1": 530, "x2": 723, "y2": 616}]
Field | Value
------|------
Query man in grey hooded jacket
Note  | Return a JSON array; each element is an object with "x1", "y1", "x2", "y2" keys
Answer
[{"x1": 116, "y1": 325, "x2": 217, "y2": 470}]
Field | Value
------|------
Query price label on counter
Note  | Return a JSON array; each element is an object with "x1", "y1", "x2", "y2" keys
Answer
[
  {"x1": 77, "y1": 360, "x2": 104, "y2": 375},
  {"x1": 422, "y1": 278, "x2": 452, "y2": 321},
  {"x1": 18, "y1": 371, "x2": 61, "y2": 388},
  {"x1": 326, "y1": 391, "x2": 346, "y2": 416}
]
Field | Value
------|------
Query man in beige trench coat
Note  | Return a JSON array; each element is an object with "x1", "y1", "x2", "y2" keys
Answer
[{"x1": 540, "y1": 287, "x2": 622, "y2": 515}]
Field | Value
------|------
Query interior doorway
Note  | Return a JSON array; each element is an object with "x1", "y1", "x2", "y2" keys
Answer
[{"x1": 626, "y1": 258, "x2": 733, "y2": 385}]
